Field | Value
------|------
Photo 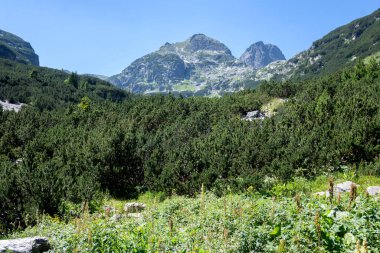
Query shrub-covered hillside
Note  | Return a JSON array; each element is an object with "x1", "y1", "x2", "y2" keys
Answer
[
  {"x1": 256, "y1": 9, "x2": 380, "y2": 83},
  {"x1": 0, "y1": 59, "x2": 128, "y2": 110},
  {"x1": 0, "y1": 59, "x2": 380, "y2": 235},
  {"x1": 295, "y1": 8, "x2": 380, "y2": 76}
]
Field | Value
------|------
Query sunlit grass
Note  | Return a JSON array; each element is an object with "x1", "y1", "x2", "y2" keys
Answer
[
  {"x1": 364, "y1": 51, "x2": 380, "y2": 64},
  {"x1": 260, "y1": 97, "x2": 286, "y2": 115},
  {"x1": 173, "y1": 84, "x2": 197, "y2": 91}
]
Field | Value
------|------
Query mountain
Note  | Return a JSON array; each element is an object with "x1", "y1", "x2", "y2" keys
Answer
[
  {"x1": 256, "y1": 8, "x2": 380, "y2": 80},
  {"x1": 240, "y1": 41, "x2": 285, "y2": 69},
  {"x1": 109, "y1": 9, "x2": 380, "y2": 95},
  {"x1": 0, "y1": 29, "x2": 39, "y2": 66},
  {"x1": 109, "y1": 34, "x2": 284, "y2": 95}
]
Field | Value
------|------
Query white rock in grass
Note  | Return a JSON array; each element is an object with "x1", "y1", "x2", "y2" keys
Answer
[
  {"x1": 110, "y1": 214, "x2": 124, "y2": 221},
  {"x1": 127, "y1": 213, "x2": 143, "y2": 218},
  {"x1": 314, "y1": 181, "x2": 359, "y2": 198},
  {"x1": 0, "y1": 237, "x2": 50, "y2": 253},
  {"x1": 315, "y1": 191, "x2": 328, "y2": 197},
  {"x1": 366, "y1": 186, "x2": 380, "y2": 196},
  {"x1": 124, "y1": 202, "x2": 146, "y2": 213},
  {"x1": 328, "y1": 210, "x2": 350, "y2": 220},
  {"x1": 336, "y1": 181, "x2": 359, "y2": 193},
  {"x1": 0, "y1": 100, "x2": 25, "y2": 112}
]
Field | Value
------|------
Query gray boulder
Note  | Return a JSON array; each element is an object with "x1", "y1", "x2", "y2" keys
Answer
[
  {"x1": 246, "y1": 110, "x2": 260, "y2": 118},
  {"x1": 127, "y1": 213, "x2": 143, "y2": 219},
  {"x1": 366, "y1": 186, "x2": 380, "y2": 196},
  {"x1": 336, "y1": 181, "x2": 358, "y2": 193},
  {"x1": 110, "y1": 214, "x2": 124, "y2": 221},
  {"x1": 0, "y1": 100, "x2": 25, "y2": 112},
  {"x1": 243, "y1": 110, "x2": 266, "y2": 121},
  {"x1": 124, "y1": 202, "x2": 146, "y2": 213},
  {"x1": 0, "y1": 237, "x2": 50, "y2": 253},
  {"x1": 314, "y1": 181, "x2": 359, "y2": 197}
]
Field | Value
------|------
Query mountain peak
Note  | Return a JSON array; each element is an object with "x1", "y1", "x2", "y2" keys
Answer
[
  {"x1": 254, "y1": 41, "x2": 265, "y2": 46},
  {"x1": 240, "y1": 41, "x2": 285, "y2": 69},
  {"x1": 189, "y1": 33, "x2": 207, "y2": 40},
  {"x1": 109, "y1": 33, "x2": 247, "y2": 94},
  {"x1": 185, "y1": 34, "x2": 232, "y2": 54}
]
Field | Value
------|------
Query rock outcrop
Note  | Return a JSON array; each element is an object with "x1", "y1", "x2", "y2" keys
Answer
[
  {"x1": 336, "y1": 181, "x2": 358, "y2": 192},
  {"x1": 0, "y1": 100, "x2": 25, "y2": 112},
  {"x1": 124, "y1": 202, "x2": 146, "y2": 213},
  {"x1": 315, "y1": 181, "x2": 359, "y2": 197},
  {"x1": 0, "y1": 237, "x2": 50, "y2": 253},
  {"x1": 366, "y1": 186, "x2": 380, "y2": 196},
  {"x1": 242, "y1": 110, "x2": 267, "y2": 121}
]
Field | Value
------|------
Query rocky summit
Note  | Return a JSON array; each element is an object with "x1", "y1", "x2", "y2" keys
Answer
[
  {"x1": 0, "y1": 29, "x2": 39, "y2": 66},
  {"x1": 240, "y1": 41, "x2": 285, "y2": 69},
  {"x1": 108, "y1": 34, "x2": 284, "y2": 95}
]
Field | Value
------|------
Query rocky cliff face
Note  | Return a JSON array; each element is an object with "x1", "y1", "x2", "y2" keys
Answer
[
  {"x1": 240, "y1": 41, "x2": 285, "y2": 69},
  {"x1": 109, "y1": 34, "x2": 286, "y2": 95},
  {"x1": 110, "y1": 52, "x2": 187, "y2": 91},
  {"x1": 0, "y1": 29, "x2": 39, "y2": 66}
]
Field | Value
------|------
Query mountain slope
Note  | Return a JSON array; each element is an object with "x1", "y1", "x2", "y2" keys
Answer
[
  {"x1": 0, "y1": 29, "x2": 39, "y2": 66},
  {"x1": 0, "y1": 58, "x2": 128, "y2": 110},
  {"x1": 257, "y1": 8, "x2": 380, "y2": 80},
  {"x1": 109, "y1": 34, "x2": 284, "y2": 95}
]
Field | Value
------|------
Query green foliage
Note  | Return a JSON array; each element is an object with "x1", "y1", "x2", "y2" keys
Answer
[
  {"x1": 0, "y1": 60, "x2": 380, "y2": 237},
  {"x1": 78, "y1": 96, "x2": 91, "y2": 110},
  {"x1": 64, "y1": 72, "x2": 79, "y2": 88},
  {"x1": 8, "y1": 185, "x2": 380, "y2": 252},
  {"x1": 28, "y1": 69, "x2": 38, "y2": 79},
  {"x1": 315, "y1": 89, "x2": 331, "y2": 121},
  {"x1": 0, "y1": 58, "x2": 128, "y2": 110}
]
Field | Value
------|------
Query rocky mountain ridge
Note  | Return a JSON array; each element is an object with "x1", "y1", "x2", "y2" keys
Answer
[
  {"x1": 0, "y1": 29, "x2": 39, "y2": 66},
  {"x1": 109, "y1": 34, "x2": 285, "y2": 95},
  {"x1": 109, "y1": 8, "x2": 380, "y2": 95}
]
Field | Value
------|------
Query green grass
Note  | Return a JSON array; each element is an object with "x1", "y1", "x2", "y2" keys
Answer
[
  {"x1": 260, "y1": 97, "x2": 286, "y2": 116},
  {"x1": 173, "y1": 84, "x2": 197, "y2": 92},
  {"x1": 364, "y1": 51, "x2": 380, "y2": 64},
  {"x1": 7, "y1": 174, "x2": 380, "y2": 252}
]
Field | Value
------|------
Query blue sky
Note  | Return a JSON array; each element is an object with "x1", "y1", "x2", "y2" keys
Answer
[{"x1": 1, "y1": 1, "x2": 379, "y2": 76}]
